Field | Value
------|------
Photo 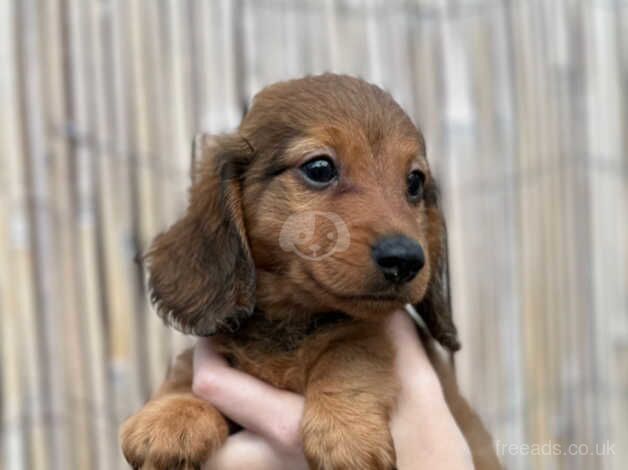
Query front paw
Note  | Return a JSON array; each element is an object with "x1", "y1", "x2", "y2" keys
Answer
[
  {"x1": 120, "y1": 393, "x2": 228, "y2": 469},
  {"x1": 301, "y1": 396, "x2": 395, "y2": 470}
]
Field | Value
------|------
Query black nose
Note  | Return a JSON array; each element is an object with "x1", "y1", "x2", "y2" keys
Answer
[{"x1": 372, "y1": 235, "x2": 425, "y2": 284}]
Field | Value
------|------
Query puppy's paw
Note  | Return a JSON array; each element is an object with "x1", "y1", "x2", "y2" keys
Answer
[
  {"x1": 120, "y1": 393, "x2": 228, "y2": 469},
  {"x1": 302, "y1": 400, "x2": 395, "y2": 470}
]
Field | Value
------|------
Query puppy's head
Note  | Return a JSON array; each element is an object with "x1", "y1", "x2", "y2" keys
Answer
[{"x1": 146, "y1": 74, "x2": 459, "y2": 350}]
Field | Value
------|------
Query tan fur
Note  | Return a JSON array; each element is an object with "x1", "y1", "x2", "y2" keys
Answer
[{"x1": 120, "y1": 74, "x2": 501, "y2": 469}]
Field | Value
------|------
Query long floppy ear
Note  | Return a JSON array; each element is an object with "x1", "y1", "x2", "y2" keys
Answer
[
  {"x1": 145, "y1": 133, "x2": 255, "y2": 336},
  {"x1": 415, "y1": 183, "x2": 461, "y2": 351}
]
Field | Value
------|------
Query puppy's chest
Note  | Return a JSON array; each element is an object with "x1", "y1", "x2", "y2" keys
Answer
[{"x1": 214, "y1": 312, "x2": 354, "y2": 393}]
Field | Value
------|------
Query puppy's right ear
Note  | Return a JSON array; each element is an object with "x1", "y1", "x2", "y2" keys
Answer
[
  {"x1": 415, "y1": 182, "x2": 461, "y2": 352},
  {"x1": 145, "y1": 134, "x2": 255, "y2": 336}
]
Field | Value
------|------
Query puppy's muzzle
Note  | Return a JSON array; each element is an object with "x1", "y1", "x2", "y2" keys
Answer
[{"x1": 372, "y1": 235, "x2": 425, "y2": 284}]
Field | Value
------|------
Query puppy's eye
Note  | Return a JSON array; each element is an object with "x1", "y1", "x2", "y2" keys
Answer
[
  {"x1": 299, "y1": 156, "x2": 338, "y2": 188},
  {"x1": 407, "y1": 170, "x2": 425, "y2": 202}
]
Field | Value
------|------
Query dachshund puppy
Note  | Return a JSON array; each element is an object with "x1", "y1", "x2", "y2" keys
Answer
[{"x1": 120, "y1": 74, "x2": 501, "y2": 470}]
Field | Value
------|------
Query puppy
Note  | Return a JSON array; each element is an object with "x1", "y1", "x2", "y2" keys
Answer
[{"x1": 120, "y1": 74, "x2": 501, "y2": 470}]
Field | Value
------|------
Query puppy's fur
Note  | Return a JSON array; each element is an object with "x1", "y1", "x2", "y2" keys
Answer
[{"x1": 120, "y1": 74, "x2": 501, "y2": 469}]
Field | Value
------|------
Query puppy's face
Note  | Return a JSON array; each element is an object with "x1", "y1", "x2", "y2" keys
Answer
[
  {"x1": 147, "y1": 74, "x2": 458, "y2": 349},
  {"x1": 236, "y1": 75, "x2": 448, "y2": 322},
  {"x1": 243, "y1": 124, "x2": 435, "y2": 320}
]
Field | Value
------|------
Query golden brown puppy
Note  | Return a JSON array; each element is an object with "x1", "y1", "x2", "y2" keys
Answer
[{"x1": 120, "y1": 74, "x2": 501, "y2": 470}]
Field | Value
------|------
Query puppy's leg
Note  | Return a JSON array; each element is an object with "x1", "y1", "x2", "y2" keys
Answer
[
  {"x1": 301, "y1": 332, "x2": 397, "y2": 470},
  {"x1": 120, "y1": 348, "x2": 228, "y2": 470}
]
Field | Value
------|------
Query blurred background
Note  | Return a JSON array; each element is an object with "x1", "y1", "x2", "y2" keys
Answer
[{"x1": 1, "y1": 0, "x2": 626, "y2": 469}]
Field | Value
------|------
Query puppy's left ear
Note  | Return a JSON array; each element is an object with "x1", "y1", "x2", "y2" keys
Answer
[
  {"x1": 145, "y1": 133, "x2": 255, "y2": 336},
  {"x1": 415, "y1": 184, "x2": 461, "y2": 351}
]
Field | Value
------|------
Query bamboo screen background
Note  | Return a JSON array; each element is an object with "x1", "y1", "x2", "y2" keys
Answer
[{"x1": 1, "y1": 1, "x2": 626, "y2": 469}]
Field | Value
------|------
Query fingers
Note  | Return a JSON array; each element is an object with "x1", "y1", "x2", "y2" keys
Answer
[
  {"x1": 387, "y1": 310, "x2": 442, "y2": 394},
  {"x1": 388, "y1": 312, "x2": 472, "y2": 469},
  {"x1": 192, "y1": 339, "x2": 304, "y2": 452},
  {"x1": 387, "y1": 310, "x2": 429, "y2": 368},
  {"x1": 204, "y1": 431, "x2": 308, "y2": 470},
  {"x1": 387, "y1": 309, "x2": 420, "y2": 342}
]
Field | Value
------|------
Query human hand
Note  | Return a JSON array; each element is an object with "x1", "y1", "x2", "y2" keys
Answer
[
  {"x1": 387, "y1": 311, "x2": 474, "y2": 469},
  {"x1": 192, "y1": 340, "x2": 307, "y2": 470},
  {"x1": 193, "y1": 310, "x2": 473, "y2": 469}
]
